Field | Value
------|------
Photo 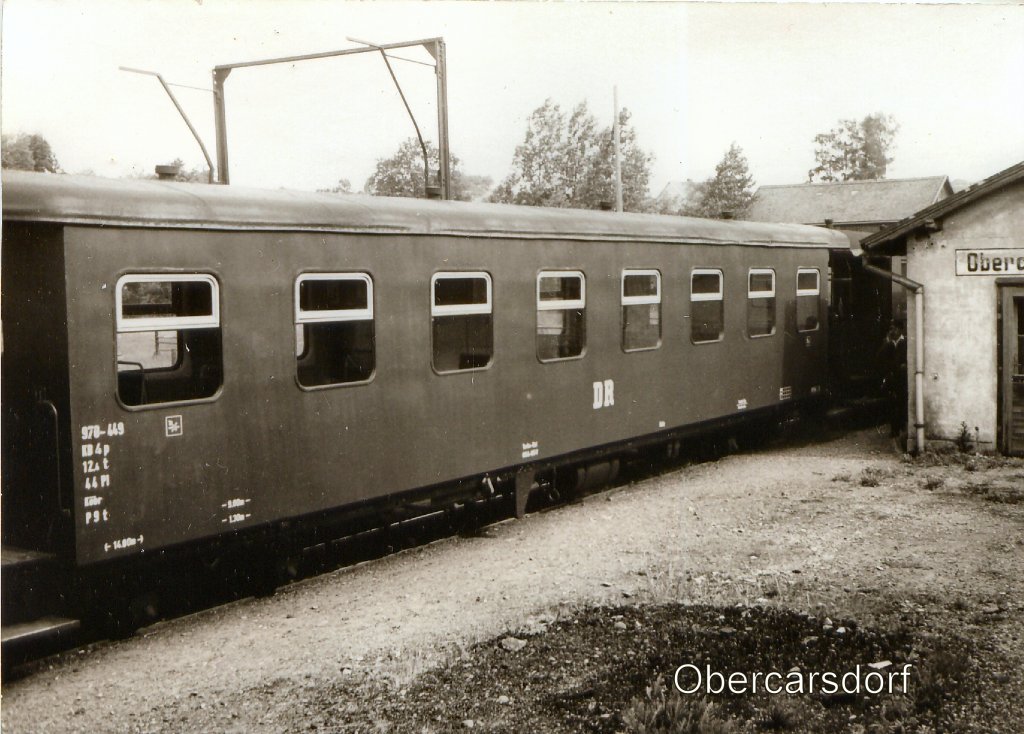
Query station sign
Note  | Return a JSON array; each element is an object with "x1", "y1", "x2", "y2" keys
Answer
[{"x1": 955, "y1": 249, "x2": 1024, "y2": 276}]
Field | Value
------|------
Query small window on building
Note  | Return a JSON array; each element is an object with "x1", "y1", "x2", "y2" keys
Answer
[
  {"x1": 747, "y1": 268, "x2": 776, "y2": 337},
  {"x1": 295, "y1": 273, "x2": 375, "y2": 387},
  {"x1": 431, "y1": 272, "x2": 493, "y2": 372},
  {"x1": 796, "y1": 268, "x2": 821, "y2": 333},
  {"x1": 622, "y1": 269, "x2": 661, "y2": 351},
  {"x1": 116, "y1": 274, "x2": 222, "y2": 407},
  {"x1": 690, "y1": 269, "x2": 723, "y2": 343},
  {"x1": 537, "y1": 271, "x2": 586, "y2": 361}
]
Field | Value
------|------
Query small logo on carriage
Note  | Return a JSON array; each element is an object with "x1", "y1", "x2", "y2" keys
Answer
[
  {"x1": 592, "y1": 379, "x2": 615, "y2": 409},
  {"x1": 165, "y1": 415, "x2": 183, "y2": 438},
  {"x1": 737, "y1": 398, "x2": 748, "y2": 411},
  {"x1": 779, "y1": 386, "x2": 793, "y2": 401}
]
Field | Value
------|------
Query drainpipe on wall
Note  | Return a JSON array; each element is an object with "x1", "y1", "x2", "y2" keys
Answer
[{"x1": 861, "y1": 262, "x2": 926, "y2": 453}]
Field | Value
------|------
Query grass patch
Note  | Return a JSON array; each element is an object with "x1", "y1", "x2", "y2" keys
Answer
[
  {"x1": 302, "y1": 604, "x2": 1010, "y2": 733},
  {"x1": 961, "y1": 481, "x2": 1024, "y2": 505},
  {"x1": 912, "y1": 449, "x2": 1023, "y2": 472}
]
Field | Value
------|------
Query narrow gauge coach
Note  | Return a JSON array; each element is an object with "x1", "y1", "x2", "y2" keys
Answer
[{"x1": 1, "y1": 171, "x2": 849, "y2": 653}]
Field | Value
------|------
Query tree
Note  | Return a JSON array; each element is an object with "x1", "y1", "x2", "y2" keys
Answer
[
  {"x1": 488, "y1": 98, "x2": 653, "y2": 212},
  {"x1": 457, "y1": 174, "x2": 494, "y2": 202},
  {"x1": 2, "y1": 133, "x2": 60, "y2": 173},
  {"x1": 364, "y1": 138, "x2": 478, "y2": 201},
  {"x1": 319, "y1": 178, "x2": 353, "y2": 194},
  {"x1": 489, "y1": 99, "x2": 574, "y2": 208},
  {"x1": 808, "y1": 113, "x2": 898, "y2": 182},
  {"x1": 165, "y1": 158, "x2": 210, "y2": 183},
  {"x1": 577, "y1": 107, "x2": 652, "y2": 212},
  {"x1": 130, "y1": 158, "x2": 210, "y2": 183},
  {"x1": 685, "y1": 143, "x2": 755, "y2": 219}
]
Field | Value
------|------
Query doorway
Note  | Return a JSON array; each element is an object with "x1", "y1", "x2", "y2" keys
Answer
[{"x1": 1000, "y1": 285, "x2": 1024, "y2": 455}]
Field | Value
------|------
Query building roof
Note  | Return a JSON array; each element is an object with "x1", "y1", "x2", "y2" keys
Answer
[
  {"x1": 656, "y1": 180, "x2": 700, "y2": 202},
  {"x1": 655, "y1": 180, "x2": 702, "y2": 212},
  {"x1": 862, "y1": 161, "x2": 1024, "y2": 251},
  {"x1": 747, "y1": 176, "x2": 952, "y2": 227},
  {"x1": 1, "y1": 171, "x2": 851, "y2": 250}
]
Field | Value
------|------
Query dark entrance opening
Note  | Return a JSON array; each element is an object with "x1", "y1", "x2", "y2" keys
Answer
[{"x1": 1000, "y1": 285, "x2": 1024, "y2": 455}]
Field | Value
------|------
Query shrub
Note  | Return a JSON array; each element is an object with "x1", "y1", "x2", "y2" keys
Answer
[{"x1": 955, "y1": 422, "x2": 973, "y2": 454}]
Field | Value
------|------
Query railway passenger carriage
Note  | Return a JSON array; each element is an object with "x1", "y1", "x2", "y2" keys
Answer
[{"x1": 2, "y1": 171, "x2": 848, "y2": 650}]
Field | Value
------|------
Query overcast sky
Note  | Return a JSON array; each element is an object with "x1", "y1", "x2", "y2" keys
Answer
[{"x1": 3, "y1": 1, "x2": 1022, "y2": 197}]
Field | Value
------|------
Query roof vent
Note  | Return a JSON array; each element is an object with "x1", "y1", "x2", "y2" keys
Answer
[{"x1": 155, "y1": 164, "x2": 181, "y2": 181}]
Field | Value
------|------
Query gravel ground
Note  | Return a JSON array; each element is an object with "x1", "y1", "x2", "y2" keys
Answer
[{"x1": 3, "y1": 429, "x2": 1023, "y2": 732}]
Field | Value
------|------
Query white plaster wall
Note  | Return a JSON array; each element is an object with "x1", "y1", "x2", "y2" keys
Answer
[{"x1": 906, "y1": 181, "x2": 1024, "y2": 449}]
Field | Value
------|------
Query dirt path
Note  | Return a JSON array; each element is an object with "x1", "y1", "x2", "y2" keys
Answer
[{"x1": 4, "y1": 430, "x2": 1022, "y2": 733}]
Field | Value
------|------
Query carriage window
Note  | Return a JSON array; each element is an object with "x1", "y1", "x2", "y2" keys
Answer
[
  {"x1": 690, "y1": 269, "x2": 723, "y2": 343},
  {"x1": 537, "y1": 271, "x2": 586, "y2": 361},
  {"x1": 622, "y1": 270, "x2": 661, "y2": 351},
  {"x1": 116, "y1": 274, "x2": 222, "y2": 407},
  {"x1": 296, "y1": 274, "x2": 375, "y2": 387},
  {"x1": 431, "y1": 272, "x2": 493, "y2": 372},
  {"x1": 747, "y1": 268, "x2": 776, "y2": 337},
  {"x1": 796, "y1": 268, "x2": 821, "y2": 332}
]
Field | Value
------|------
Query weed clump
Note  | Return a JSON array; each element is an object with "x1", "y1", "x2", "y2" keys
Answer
[
  {"x1": 760, "y1": 698, "x2": 802, "y2": 730},
  {"x1": 922, "y1": 477, "x2": 944, "y2": 491},
  {"x1": 911, "y1": 643, "x2": 972, "y2": 717},
  {"x1": 621, "y1": 678, "x2": 738, "y2": 734},
  {"x1": 859, "y1": 467, "x2": 889, "y2": 487}
]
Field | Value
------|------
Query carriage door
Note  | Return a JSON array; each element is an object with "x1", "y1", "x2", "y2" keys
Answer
[{"x1": 1001, "y1": 286, "x2": 1024, "y2": 455}]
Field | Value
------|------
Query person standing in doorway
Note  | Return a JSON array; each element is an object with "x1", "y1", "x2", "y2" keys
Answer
[{"x1": 877, "y1": 323, "x2": 908, "y2": 439}]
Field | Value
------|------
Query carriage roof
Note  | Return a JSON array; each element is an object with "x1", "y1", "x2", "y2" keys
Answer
[{"x1": 3, "y1": 171, "x2": 849, "y2": 250}]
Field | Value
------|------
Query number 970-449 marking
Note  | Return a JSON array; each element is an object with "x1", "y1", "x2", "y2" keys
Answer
[{"x1": 81, "y1": 422, "x2": 125, "y2": 440}]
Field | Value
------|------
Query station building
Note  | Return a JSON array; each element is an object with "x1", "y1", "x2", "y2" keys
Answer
[
  {"x1": 747, "y1": 176, "x2": 954, "y2": 398},
  {"x1": 861, "y1": 161, "x2": 1024, "y2": 455}
]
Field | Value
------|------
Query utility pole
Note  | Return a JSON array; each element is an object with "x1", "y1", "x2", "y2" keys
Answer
[
  {"x1": 211, "y1": 37, "x2": 450, "y2": 198},
  {"x1": 613, "y1": 86, "x2": 623, "y2": 213}
]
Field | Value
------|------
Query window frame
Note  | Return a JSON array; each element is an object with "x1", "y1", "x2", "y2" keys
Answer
[
  {"x1": 294, "y1": 272, "x2": 374, "y2": 324},
  {"x1": 689, "y1": 268, "x2": 724, "y2": 344},
  {"x1": 796, "y1": 267, "x2": 822, "y2": 333},
  {"x1": 294, "y1": 272, "x2": 376, "y2": 389},
  {"x1": 536, "y1": 270, "x2": 587, "y2": 363},
  {"x1": 430, "y1": 271, "x2": 494, "y2": 374},
  {"x1": 114, "y1": 272, "x2": 223, "y2": 409},
  {"x1": 431, "y1": 271, "x2": 493, "y2": 317},
  {"x1": 746, "y1": 267, "x2": 777, "y2": 339},
  {"x1": 621, "y1": 268, "x2": 662, "y2": 352},
  {"x1": 115, "y1": 273, "x2": 220, "y2": 333}
]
